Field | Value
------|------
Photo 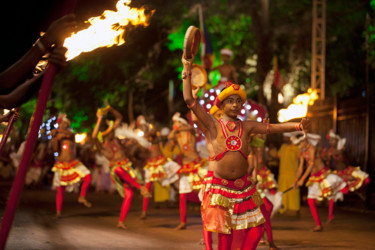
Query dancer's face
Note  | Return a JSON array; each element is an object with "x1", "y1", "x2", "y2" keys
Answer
[
  {"x1": 329, "y1": 137, "x2": 337, "y2": 147},
  {"x1": 59, "y1": 121, "x2": 69, "y2": 130},
  {"x1": 221, "y1": 94, "x2": 243, "y2": 118}
]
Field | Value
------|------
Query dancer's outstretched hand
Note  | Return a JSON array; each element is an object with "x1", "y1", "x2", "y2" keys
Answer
[{"x1": 300, "y1": 118, "x2": 310, "y2": 137}]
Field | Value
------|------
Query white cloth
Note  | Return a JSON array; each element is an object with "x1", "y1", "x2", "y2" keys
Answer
[
  {"x1": 307, "y1": 173, "x2": 346, "y2": 202},
  {"x1": 25, "y1": 168, "x2": 42, "y2": 185},
  {"x1": 179, "y1": 175, "x2": 192, "y2": 194},
  {"x1": 144, "y1": 159, "x2": 180, "y2": 186}
]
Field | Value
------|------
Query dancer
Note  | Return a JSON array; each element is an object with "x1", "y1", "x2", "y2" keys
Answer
[
  {"x1": 51, "y1": 114, "x2": 92, "y2": 218},
  {"x1": 294, "y1": 133, "x2": 347, "y2": 231},
  {"x1": 249, "y1": 120, "x2": 281, "y2": 250},
  {"x1": 92, "y1": 105, "x2": 150, "y2": 229},
  {"x1": 182, "y1": 52, "x2": 310, "y2": 249},
  {"x1": 140, "y1": 129, "x2": 180, "y2": 219},
  {"x1": 168, "y1": 112, "x2": 208, "y2": 230},
  {"x1": 211, "y1": 48, "x2": 238, "y2": 90},
  {"x1": 323, "y1": 130, "x2": 370, "y2": 198}
]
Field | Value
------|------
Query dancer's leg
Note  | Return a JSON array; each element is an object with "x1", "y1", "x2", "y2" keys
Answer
[
  {"x1": 260, "y1": 197, "x2": 274, "y2": 243},
  {"x1": 114, "y1": 167, "x2": 141, "y2": 189},
  {"x1": 328, "y1": 199, "x2": 334, "y2": 222},
  {"x1": 203, "y1": 229, "x2": 213, "y2": 250},
  {"x1": 217, "y1": 231, "x2": 233, "y2": 250},
  {"x1": 78, "y1": 174, "x2": 92, "y2": 207},
  {"x1": 175, "y1": 193, "x2": 187, "y2": 229},
  {"x1": 141, "y1": 182, "x2": 152, "y2": 219},
  {"x1": 241, "y1": 225, "x2": 263, "y2": 250},
  {"x1": 80, "y1": 174, "x2": 91, "y2": 197},
  {"x1": 307, "y1": 198, "x2": 322, "y2": 231},
  {"x1": 118, "y1": 187, "x2": 133, "y2": 229},
  {"x1": 56, "y1": 186, "x2": 65, "y2": 217}
]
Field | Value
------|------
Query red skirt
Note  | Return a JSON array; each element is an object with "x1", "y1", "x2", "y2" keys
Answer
[{"x1": 202, "y1": 173, "x2": 265, "y2": 234}]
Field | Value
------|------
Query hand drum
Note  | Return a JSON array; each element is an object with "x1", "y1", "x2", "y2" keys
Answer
[{"x1": 183, "y1": 26, "x2": 201, "y2": 59}]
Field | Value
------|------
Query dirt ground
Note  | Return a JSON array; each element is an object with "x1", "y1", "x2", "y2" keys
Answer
[{"x1": 1, "y1": 181, "x2": 375, "y2": 250}]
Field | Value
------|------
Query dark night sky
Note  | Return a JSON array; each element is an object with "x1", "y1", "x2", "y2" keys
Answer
[{"x1": 0, "y1": 0, "x2": 119, "y2": 72}]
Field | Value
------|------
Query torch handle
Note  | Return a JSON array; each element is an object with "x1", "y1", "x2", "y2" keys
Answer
[{"x1": 0, "y1": 107, "x2": 21, "y2": 156}]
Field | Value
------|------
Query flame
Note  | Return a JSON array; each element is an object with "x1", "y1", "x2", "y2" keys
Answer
[
  {"x1": 278, "y1": 88, "x2": 319, "y2": 122},
  {"x1": 64, "y1": 0, "x2": 153, "y2": 61},
  {"x1": 75, "y1": 133, "x2": 87, "y2": 144}
]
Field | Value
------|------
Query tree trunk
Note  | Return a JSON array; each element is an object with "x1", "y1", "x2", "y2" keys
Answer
[
  {"x1": 249, "y1": 0, "x2": 272, "y2": 106},
  {"x1": 128, "y1": 88, "x2": 134, "y2": 124}
]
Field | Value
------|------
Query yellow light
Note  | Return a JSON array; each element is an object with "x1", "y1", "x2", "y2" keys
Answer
[
  {"x1": 137, "y1": 130, "x2": 144, "y2": 137},
  {"x1": 278, "y1": 88, "x2": 319, "y2": 122},
  {"x1": 75, "y1": 133, "x2": 87, "y2": 144},
  {"x1": 63, "y1": 0, "x2": 154, "y2": 61}
]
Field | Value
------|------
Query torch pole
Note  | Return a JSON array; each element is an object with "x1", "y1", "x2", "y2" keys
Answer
[
  {"x1": 0, "y1": 1, "x2": 76, "y2": 248},
  {"x1": 0, "y1": 107, "x2": 21, "y2": 157}
]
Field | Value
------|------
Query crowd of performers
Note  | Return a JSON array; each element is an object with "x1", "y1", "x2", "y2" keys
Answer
[{"x1": 0, "y1": 61, "x2": 370, "y2": 250}]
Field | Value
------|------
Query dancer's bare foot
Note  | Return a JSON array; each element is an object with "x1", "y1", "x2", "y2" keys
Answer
[
  {"x1": 78, "y1": 196, "x2": 92, "y2": 208},
  {"x1": 327, "y1": 218, "x2": 334, "y2": 224},
  {"x1": 140, "y1": 211, "x2": 147, "y2": 220},
  {"x1": 140, "y1": 186, "x2": 152, "y2": 198},
  {"x1": 55, "y1": 211, "x2": 61, "y2": 219},
  {"x1": 356, "y1": 191, "x2": 366, "y2": 201},
  {"x1": 259, "y1": 237, "x2": 267, "y2": 245},
  {"x1": 117, "y1": 221, "x2": 128, "y2": 229},
  {"x1": 175, "y1": 223, "x2": 186, "y2": 230},
  {"x1": 269, "y1": 241, "x2": 281, "y2": 250},
  {"x1": 312, "y1": 225, "x2": 323, "y2": 232}
]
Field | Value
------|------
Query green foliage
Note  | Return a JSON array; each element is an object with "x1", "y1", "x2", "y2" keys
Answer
[{"x1": 25, "y1": 0, "x2": 372, "y2": 133}]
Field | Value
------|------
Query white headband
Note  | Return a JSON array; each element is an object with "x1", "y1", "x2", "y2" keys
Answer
[
  {"x1": 328, "y1": 130, "x2": 346, "y2": 150},
  {"x1": 292, "y1": 133, "x2": 321, "y2": 146},
  {"x1": 172, "y1": 113, "x2": 188, "y2": 125},
  {"x1": 220, "y1": 48, "x2": 233, "y2": 56}
]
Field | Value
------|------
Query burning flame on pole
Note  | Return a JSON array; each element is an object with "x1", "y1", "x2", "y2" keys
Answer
[
  {"x1": 277, "y1": 88, "x2": 319, "y2": 122},
  {"x1": 63, "y1": 0, "x2": 153, "y2": 61}
]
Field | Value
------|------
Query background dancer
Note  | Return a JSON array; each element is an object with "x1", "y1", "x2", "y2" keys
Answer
[
  {"x1": 92, "y1": 105, "x2": 150, "y2": 229},
  {"x1": 322, "y1": 130, "x2": 370, "y2": 200},
  {"x1": 294, "y1": 133, "x2": 348, "y2": 231},
  {"x1": 140, "y1": 128, "x2": 180, "y2": 219},
  {"x1": 249, "y1": 119, "x2": 281, "y2": 250},
  {"x1": 168, "y1": 112, "x2": 208, "y2": 230},
  {"x1": 211, "y1": 48, "x2": 238, "y2": 90},
  {"x1": 51, "y1": 114, "x2": 92, "y2": 218}
]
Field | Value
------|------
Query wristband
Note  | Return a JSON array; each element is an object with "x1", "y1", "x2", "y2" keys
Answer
[
  {"x1": 266, "y1": 122, "x2": 270, "y2": 134},
  {"x1": 182, "y1": 71, "x2": 192, "y2": 79},
  {"x1": 187, "y1": 99, "x2": 196, "y2": 109},
  {"x1": 295, "y1": 123, "x2": 302, "y2": 131}
]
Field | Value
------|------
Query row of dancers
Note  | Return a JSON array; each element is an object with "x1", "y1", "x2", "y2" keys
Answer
[{"x1": 7, "y1": 65, "x2": 370, "y2": 250}]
